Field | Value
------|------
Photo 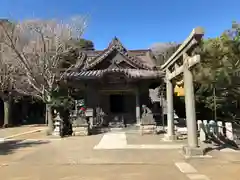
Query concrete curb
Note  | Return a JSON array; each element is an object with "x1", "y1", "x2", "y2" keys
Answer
[{"x1": 3, "y1": 128, "x2": 45, "y2": 140}]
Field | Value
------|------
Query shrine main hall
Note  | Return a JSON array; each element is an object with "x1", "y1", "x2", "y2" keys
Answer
[{"x1": 66, "y1": 37, "x2": 164, "y2": 127}]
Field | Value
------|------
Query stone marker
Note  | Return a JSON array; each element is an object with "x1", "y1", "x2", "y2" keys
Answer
[
  {"x1": 203, "y1": 120, "x2": 209, "y2": 134},
  {"x1": 225, "y1": 122, "x2": 234, "y2": 140},
  {"x1": 199, "y1": 122, "x2": 206, "y2": 142},
  {"x1": 197, "y1": 120, "x2": 202, "y2": 131},
  {"x1": 209, "y1": 120, "x2": 217, "y2": 134},
  {"x1": 217, "y1": 121, "x2": 223, "y2": 136}
]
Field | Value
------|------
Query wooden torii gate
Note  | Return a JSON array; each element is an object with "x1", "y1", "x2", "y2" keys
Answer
[{"x1": 160, "y1": 27, "x2": 204, "y2": 156}]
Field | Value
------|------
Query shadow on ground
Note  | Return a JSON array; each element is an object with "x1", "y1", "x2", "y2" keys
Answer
[
  {"x1": 204, "y1": 134, "x2": 240, "y2": 154},
  {"x1": 0, "y1": 140, "x2": 49, "y2": 155}
]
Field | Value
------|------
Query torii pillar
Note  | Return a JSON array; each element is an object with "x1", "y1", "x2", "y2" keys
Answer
[
  {"x1": 182, "y1": 53, "x2": 204, "y2": 156},
  {"x1": 165, "y1": 70, "x2": 176, "y2": 140}
]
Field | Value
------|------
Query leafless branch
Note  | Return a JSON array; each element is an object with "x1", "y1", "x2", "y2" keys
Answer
[{"x1": 0, "y1": 17, "x2": 87, "y2": 102}]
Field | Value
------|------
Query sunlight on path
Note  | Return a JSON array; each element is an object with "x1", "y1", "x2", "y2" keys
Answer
[
  {"x1": 94, "y1": 132, "x2": 127, "y2": 149},
  {"x1": 94, "y1": 132, "x2": 184, "y2": 150}
]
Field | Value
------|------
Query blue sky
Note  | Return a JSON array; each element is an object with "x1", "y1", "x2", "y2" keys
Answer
[{"x1": 0, "y1": 0, "x2": 240, "y2": 50}]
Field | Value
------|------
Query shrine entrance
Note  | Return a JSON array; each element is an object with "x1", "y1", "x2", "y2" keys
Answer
[
  {"x1": 110, "y1": 94, "x2": 124, "y2": 113},
  {"x1": 99, "y1": 90, "x2": 136, "y2": 127}
]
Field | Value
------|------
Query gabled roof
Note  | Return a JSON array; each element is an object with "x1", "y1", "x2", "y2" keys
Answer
[{"x1": 77, "y1": 37, "x2": 157, "y2": 70}]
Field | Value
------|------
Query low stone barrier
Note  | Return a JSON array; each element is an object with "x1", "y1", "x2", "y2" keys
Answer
[
  {"x1": 197, "y1": 120, "x2": 239, "y2": 143},
  {"x1": 175, "y1": 120, "x2": 239, "y2": 144}
]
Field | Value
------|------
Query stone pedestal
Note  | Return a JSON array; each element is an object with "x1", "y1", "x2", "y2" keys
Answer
[
  {"x1": 163, "y1": 133, "x2": 177, "y2": 141},
  {"x1": 182, "y1": 146, "x2": 205, "y2": 157},
  {"x1": 140, "y1": 125, "x2": 156, "y2": 135},
  {"x1": 72, "y1": 126, "x2": 89, "y2": 136},
  {"x1": 72, "y1": 116, "x2": 90, "y2": 136}
]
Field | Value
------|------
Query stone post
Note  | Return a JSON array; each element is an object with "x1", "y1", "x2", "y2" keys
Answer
[
  {"x1": 197, "y1": 120, "x2": 202, "y2": 131},
  {"x1": 166, "y1": 76, "x2": 175, "y2": 140},
  {"x1": 183, "y1": 56, "x2": 198, "y2": 148},
  {"x1": 199, "y1": 123, "x2": 207, "y2": 142},
  {"x1": 225, "y1": 122, "x2": 234, "y2": 141},
  {"x1": 136, "y1": 87, "x2": 141, "y2": 125},
  {"x1": 217, "y1": 121, "x2": 223, "y2": 136},
  {"x1": 203, "y1": 120, "x2": 209, "y2": 134},
  {"x1": 209, "y1": 120, "x2": 217, "y2": 135}
]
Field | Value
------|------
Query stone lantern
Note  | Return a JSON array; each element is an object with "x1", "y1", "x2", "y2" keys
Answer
[{"x1": 53, "y1": 112, "x2": 62, "y2": 137}]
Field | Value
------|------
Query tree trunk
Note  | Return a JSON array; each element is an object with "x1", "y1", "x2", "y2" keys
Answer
[
  {"x1": 46, "y1": 103, "x2": 53, "y2": 133},
  {"x1": 21, "y1": 100, "x2": 28, "y2": 124},
  {"x1": 3, "y1": 99, "x2": 11, "y2": 127}
]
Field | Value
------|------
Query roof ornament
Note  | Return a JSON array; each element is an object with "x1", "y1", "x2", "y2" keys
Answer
[
  {"x1": 108, "y1": 36, "x2": 127, "y2": 52},
  {"x1": 108, "y1": 36, "x2": 119, "y2": 47}
]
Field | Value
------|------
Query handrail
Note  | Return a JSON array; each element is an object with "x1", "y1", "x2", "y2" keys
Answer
[{"x1": 161, "y1": 27, "x2": 204, "y2": 70}]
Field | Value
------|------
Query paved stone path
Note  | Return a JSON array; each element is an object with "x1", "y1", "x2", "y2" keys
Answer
[
  {"x1": 0, "y1": 128, "x2": 239, "y2": 179},
  {"x1": 0, "y1": 132, "x2": 189, "y2": 180},
  {"x1": 94, "y1": 132, "x2": 184, "y2": 149}
]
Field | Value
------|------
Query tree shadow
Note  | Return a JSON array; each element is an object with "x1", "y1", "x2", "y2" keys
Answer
[
  {"x1": 204, "y1": 134, "x2": 239, "y2": 154},
  {"x1": 0, "y1": 139, "x2": 49, "y2": 155}
]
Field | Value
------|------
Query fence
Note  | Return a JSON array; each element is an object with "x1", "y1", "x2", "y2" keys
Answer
[{"x1": 175, "y1": 119, "x2": 240, "y2": 145}]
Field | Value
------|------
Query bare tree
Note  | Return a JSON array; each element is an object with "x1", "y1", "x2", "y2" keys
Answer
[
  {"x1": 0, "y1": 17, "x2": 87, "y2": 132},
  {"x1": 150, "y1": 42, "x2": 180, "y2": 66},
  {"x1": 0, "y1": 20, "x2": 17, "y2": 127},
  {"x1": 0, "y1": 59, "x2": 13, "y2": 127}
]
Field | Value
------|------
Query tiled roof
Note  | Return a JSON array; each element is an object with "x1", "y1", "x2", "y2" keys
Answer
[
  {"x1": 66, "y1": 68, "x2": 164, "y2": 80},
  {"x1": 75, "y1": 37, "x2": 157, "y2": 70}
]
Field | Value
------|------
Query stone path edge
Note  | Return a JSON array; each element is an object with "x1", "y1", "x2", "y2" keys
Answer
[{"x1": 3, "y1": 128, "x2": 45, "y2": 140}]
